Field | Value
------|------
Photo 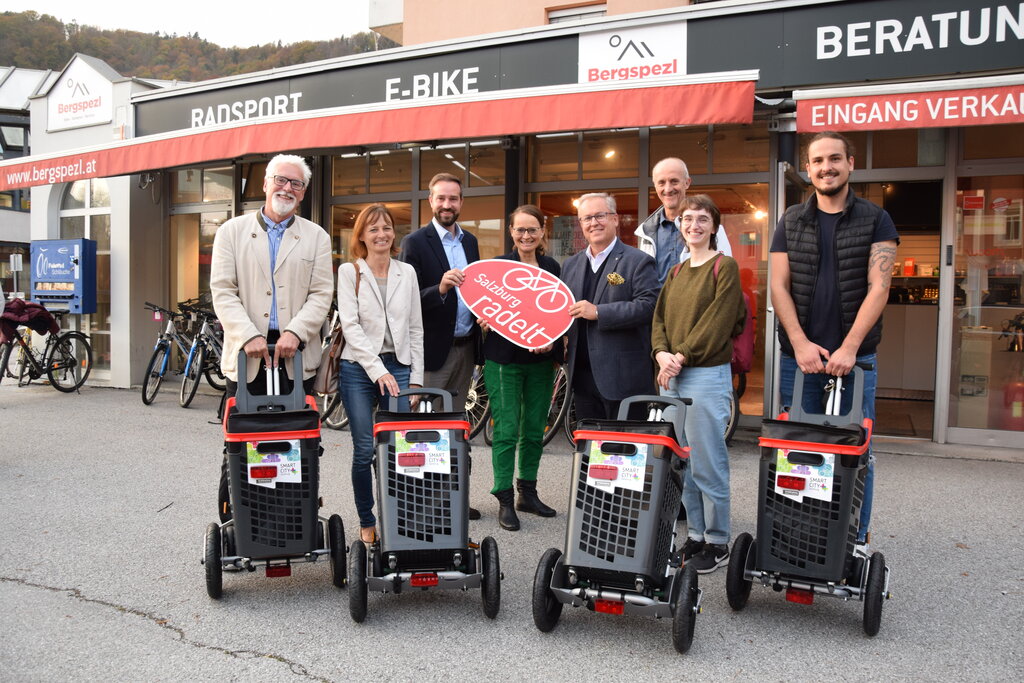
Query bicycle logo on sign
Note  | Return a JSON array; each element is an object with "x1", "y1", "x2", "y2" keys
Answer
[{"x1": 501, "y1": 267, "x2": 570, "y2": 314}]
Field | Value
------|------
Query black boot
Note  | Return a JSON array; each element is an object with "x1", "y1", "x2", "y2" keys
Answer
[
  {"x1": 493, "y1": 489, "x2": 520, "y2": 530},
  {"x1": 516, "y1": 479, "x2": 556, "y2": 518}
]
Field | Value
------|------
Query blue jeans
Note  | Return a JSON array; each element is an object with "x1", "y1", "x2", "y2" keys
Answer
[
  {"x1": 778, "y1": 353, "x2": 877, "y2": 542},
  {"x1": 339, "y1": 355, "x2": 410, "y2": 528},
  {"x1": 661, "y1": 363, "x2": 733, "y2": 546}
]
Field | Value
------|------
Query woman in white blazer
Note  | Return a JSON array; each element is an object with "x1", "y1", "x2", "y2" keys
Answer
[{"x1": 338, "y1": 204, "x2": 424, "y2": 545}]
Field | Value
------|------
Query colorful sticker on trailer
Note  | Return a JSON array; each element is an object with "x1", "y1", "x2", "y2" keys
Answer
[
  {"x1": 586, "y1": 441, "x2": 647, "y2": 493},
  {"x1": 246, "y1": 440, "x2": 302, "y2": 489},
  {"x1": 774, "y1": 449, "x2": 834, "y2": 503},
  {"x1": 395, "y1": 429, "x2": 451, "y2": 479}
]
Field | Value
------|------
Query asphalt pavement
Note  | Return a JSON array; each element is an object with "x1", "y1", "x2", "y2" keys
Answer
[{"x1": 1, "y1": 381, "x2": 1022, "y2": 681}]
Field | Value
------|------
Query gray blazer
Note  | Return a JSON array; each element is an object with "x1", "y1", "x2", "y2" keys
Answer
[
  {"x1": 562, "y1": 239, "x2": 660, "y2": 401},
  {"x1": 337, "y1": 258, "x2": 424, "y2": 386}
]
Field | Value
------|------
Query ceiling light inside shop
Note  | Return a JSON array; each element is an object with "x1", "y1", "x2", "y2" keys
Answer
[{"x1": 604, "y1": 149, "x2": 616, "y2": 159}]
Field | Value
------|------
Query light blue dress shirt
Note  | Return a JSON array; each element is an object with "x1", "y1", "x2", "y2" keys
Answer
[
  {"x1": 263, "y1": 209, "x2": 292, "y2": 331},
  {"x1": 433, "y1": 220, "x2": 473, "y2": 338},
  {"x1": 655, "y1": 217, "x2": 683, "y2": 284}
]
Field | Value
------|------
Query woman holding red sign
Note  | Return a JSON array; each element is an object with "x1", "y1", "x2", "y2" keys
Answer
[
  {"x1": 651, "y1": 194, "x2": 746, "y2": 574},
  {"x1": 480, "y1": 205, "x2": 563, "y2": 531},
  {"x1": 338, "y1": 204, "x2": 424, "y2": 546}
]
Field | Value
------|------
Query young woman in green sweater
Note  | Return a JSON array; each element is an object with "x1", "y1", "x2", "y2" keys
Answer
[{"x1": 651, "y1": 194, "x2": 746, "y2": 574}]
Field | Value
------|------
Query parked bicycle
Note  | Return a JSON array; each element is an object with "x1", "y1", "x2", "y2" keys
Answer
[
  {"x1": 179, "y1": 305, "x2": 226, "y2": 408},
  {"x1": 0, "y1": 307, "x2": 92, "y2": 392},
  {"x1": 315, "y1": 304, "x2": 349, "y2": 430},
  {"x1": 140, "y1": 302, "x2": 195, "y2": 405}
]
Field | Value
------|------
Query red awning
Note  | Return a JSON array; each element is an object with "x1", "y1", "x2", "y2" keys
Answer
[
  {"x1": 0, "y1": 72, "x2": 756, "y2": 191},
  {"x1": 795, "y1": 75, "x2": 1024, "y2": 133}
]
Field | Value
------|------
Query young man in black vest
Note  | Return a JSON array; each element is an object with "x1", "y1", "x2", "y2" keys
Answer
[{"x1": 769, "y1": 131, "x2": 899, "y2": 549}]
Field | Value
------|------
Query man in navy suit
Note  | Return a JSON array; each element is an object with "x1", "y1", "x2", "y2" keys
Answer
[
  {"x1": 563, "y1": 193, "x2": 660, "y2": 420},
  {"x1": 401, "y1": 172, "x2": 482, "y2": 517}
]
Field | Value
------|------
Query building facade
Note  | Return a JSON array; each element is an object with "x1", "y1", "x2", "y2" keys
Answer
[{"x1": 2, "y1": 0, "x2": 1022, "y2": 447}]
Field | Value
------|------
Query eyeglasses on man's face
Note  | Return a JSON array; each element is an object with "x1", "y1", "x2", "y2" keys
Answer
[
  {"x1": 270, "y1": 174, "x2": 307, "y2": 191},
  {"x1": 579, "y1": 211, "x2": 614, "y2": 225},
  {"x1": 511, "y1": 227, "x2": 541, "y2": 236}
]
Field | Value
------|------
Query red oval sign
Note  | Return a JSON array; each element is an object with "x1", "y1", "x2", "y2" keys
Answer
[{"x1": 457, "y1": 260, "x2": 575, "y2": 350}]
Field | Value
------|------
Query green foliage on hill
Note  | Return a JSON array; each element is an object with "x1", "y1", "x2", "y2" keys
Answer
[{"x1": 0, "y1": 10, "x2": 397, "y2": 80}]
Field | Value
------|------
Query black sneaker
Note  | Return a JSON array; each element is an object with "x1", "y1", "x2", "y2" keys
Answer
[
  {"x1": 690, "y1": 543, "x2": 729, "y2": 574},
  {"x1": 680, "y1": 537, "x2": 705, "y2": 561}
]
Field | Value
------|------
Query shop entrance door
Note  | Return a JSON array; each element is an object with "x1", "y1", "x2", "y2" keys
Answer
[{"x1": 872, "y1": 180, "x2": 942, "y2": 439}]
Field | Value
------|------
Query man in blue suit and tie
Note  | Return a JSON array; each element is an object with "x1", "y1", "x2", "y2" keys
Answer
[
  {"x1": 562, "y1": 193, "x2": 660, "y2": 420},
  {"x1": 400, "y1": 172, "x2": 482, "y2": 518}
]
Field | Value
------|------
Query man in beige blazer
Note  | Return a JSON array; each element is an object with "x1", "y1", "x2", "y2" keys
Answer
[{"x1": 211, "y1": 154, "x2": 333, "y2": 395}]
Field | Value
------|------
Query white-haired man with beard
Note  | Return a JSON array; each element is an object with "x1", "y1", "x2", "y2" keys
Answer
[{"x1": 211, "y1": 153, "x2": 333, "y2": 397}]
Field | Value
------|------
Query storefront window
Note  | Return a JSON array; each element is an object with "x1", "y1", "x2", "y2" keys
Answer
[
  {"x1": 170, "y1": 211, "x2": 230, "y2": 306},
  {"x1": 581, "y1": 130, "x2": 638, "y2": 180},
  {"x1": 872, "y1": 129, "x2": 944, "y2": 168},
  {"x1": 527, "y1": 133, "x2": 578, "y2": 182},
  {"x1": 242, "y1": 162, "x2": 270, "y2": 200},
  {"x1": 418, "y1": 195, "x2": 505, "y2": 259},
  {"x1": 171, "y1": 167, "x2": 233, "y2": 204},
  {"x1": 948, "y1": 174, "x2": 1024, "y2": 433},
  {"x1": 468, "y1": 140, "x2": 504, "y2": 187},
  {"x1": 420, "y1": 144, "x2": 467, "y2": 189},
  {"x1": 332, "y1": 155, "x2": 367, "y2": 196},
  {"x1": 369, "y1": 149, "x2": 412, "y2": 193},
  {"x1": 963, "y1": 123, "x2": 1024, "y2": 160},
  {"x1": 650, "y1": 126, "x2": 711, "y2": 175},
  {"x1": 712, "y1": 124, "x2": 770, "y2": 174},
  {"x1": 59, "y1": 179, "x2": 111, "y2": 371}
]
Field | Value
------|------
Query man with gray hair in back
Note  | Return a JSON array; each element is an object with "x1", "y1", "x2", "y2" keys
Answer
[{"x1": 636, "y1": 157, "x2": 733, "y2": 285}]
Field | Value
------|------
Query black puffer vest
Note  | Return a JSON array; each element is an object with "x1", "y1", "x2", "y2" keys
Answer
[{"x1": 779, "y1": 188, "x2": 884, "y2": 356}]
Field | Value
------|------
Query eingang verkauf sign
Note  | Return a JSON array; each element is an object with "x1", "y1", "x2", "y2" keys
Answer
[{"x1": 797, "y1": 84, "x2": 1024, "y2": 131}]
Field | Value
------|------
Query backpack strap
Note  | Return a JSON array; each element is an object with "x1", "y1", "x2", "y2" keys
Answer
[{"x1": 712, "y1": 253, "x2": 723, "y2": 282}]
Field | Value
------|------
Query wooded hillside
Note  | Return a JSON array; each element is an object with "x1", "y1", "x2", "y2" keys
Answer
[{"x1": 0, "y1": 11, "x2": 397, "y2": 81}]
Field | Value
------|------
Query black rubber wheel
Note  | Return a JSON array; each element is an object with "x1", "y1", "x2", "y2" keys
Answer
[
  {"x1": 204, "y1": 522, "x2": 223, "y2": 600},
  {"x1": 726, "y1": 532, "x2": 754, "y2": 611},
  {"x1": 0, "y1": 342, "x2": 12, "y2": 384},
  {"x1": 562, "y1": 394, "x2": 577, "y2": 445},
  {"x1": 328, "y1": 514, "x2": 347, "y2": 589},
  {"x1": 480, "y1": 536, "x2": 501, "y2": 619},
  {"x1": 141, "y1": 344, "x2": 169, "y2": 404},
  {"x1": 348, "y1": 540, "x2": 368, "y2": 622},
  {"x1": 223, "y1": 525, "x2": 236, "y2": 555},
  {"x1": 863, "y1": 552, "x2": 886, "y2": 636},
  {"x1": 323, "y1": 394, "x2": 349, "y2": 430},
  {"x1": 724, "y1": 388, "x2": 740, "y2": 445},
  {"x1": 672, "y1": 564, "x2": 698, "y2": 654},
  {"x1": 204, "y1": 359, "x2": 226, "y2": 391},
  {"x1": 542, "y1": 366, "x2": 570, "y2": 446},
  {"x1": 179, "y1": 343, "x2": 206, "y2": 408},
  {"x1": 532, "y1": 547, "x2": 563, "y2": 632},
  {"x1": 466, "y1": 367, "x2": 490, "y2": 438},
  {"x1": 47, "y1": 331, "x2": 92, "y2": 392},
  {"x1": 217, "y1": 459, "x2": 232, "y2": 524}
]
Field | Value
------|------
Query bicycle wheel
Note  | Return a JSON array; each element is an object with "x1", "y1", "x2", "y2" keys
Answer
[
  {"x1": 179, "y1": 343, "x2": 206, "y2": 408},
  {"x1": 562, "y1": 391, "x2": 577, "y2": 445},
  {"x1": 724, "y1": 387, "x2": 740, "y2": 445},
  {"x1": 204, "y1": 355, "x2": 226, "y2": 391},
  {"x1": 466, "y1": 366, "x2": 490, "y2": 438},
  {"x1": 322, "y1": 393, "x2": 350, "y2": 430},
  {"x1": 141, "y1": 343, "x2": 170, "y2": 405},
  {"x1": 46, "y1": 331, "x2": 92, "y2": 392},
  {"x1": 0, "y1": 342, "x2": 11, "y2": 385},
  {"x1": 542, "y1": 365, "x2": 570, "y2": 446}
]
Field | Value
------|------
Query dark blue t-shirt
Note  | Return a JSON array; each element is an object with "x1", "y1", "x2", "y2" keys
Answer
[{"x1": 770, "y1": 206, "x2": 898, "y2": 353}]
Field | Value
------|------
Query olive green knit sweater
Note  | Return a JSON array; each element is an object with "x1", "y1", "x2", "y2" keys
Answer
[{"x1": 651, "y1": 254, "x2": 746, "y2": 368}]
